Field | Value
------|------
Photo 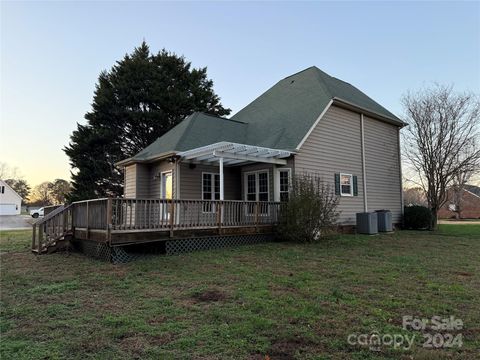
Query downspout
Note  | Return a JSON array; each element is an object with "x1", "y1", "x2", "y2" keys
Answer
[
  {"x1": 397, "y1": 128, "x2": 404, "y2": 217},
  {"x1": 360, "y1": 114, "x2": 368, "y2": 212}
]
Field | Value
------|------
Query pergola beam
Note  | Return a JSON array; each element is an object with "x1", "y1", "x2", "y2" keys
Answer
[
  {"x1": 213, "y1": 150, "x2": 287, "y2": 165},
  {"x1": 178, "y1": 141, "x2": 292, "y2": 166}
]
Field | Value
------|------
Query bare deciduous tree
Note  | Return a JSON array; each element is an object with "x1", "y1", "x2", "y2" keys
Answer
[
  {"x1": 32, "y1": 182, "x2": 54, "y2": 206},
  {"x1": 402, "y1": 84, "x2": 480, "y2": 230},
  {"x1": 48, "y1": 179, "x2": 71, "y2": 204},
  {"x1": 0, "y1": 162, "x2": 21, "y2": 180}
]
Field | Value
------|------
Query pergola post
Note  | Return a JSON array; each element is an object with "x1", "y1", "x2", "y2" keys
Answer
[{"x1": 219, "y1": 157, "x2": 224, "y2": 200}]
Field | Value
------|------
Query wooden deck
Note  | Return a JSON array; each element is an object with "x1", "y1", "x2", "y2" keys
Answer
[{"x1": 32, "y1": 198, "x2": 282, "y2": 253}]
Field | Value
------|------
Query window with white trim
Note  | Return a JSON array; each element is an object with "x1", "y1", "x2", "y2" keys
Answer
[
  {"x1": 278, "y1": 168, "x2": 291, "y2": 202},
  {"x1": 340, "y1": 173, "x2": 353, "y2": 196},
  {"x1": 244, "y1": 170, "x2": 269, "y2": 214},
  {"x1": 258, "y1": 172, "x2": 268, "y2": 202},
  {"x1": 202, "y1": 173, "x2": 220, "y2": 212}
]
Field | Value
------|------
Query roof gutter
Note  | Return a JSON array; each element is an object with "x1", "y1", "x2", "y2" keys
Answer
[
  {"x1": 332, "y1": 97, "x2": 408, "y2": 127},
  {"x1": 115, "y1": 151, "x2": 178, "y2": 167}
]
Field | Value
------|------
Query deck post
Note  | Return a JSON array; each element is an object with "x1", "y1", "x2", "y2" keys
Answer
[
  {"x1": 217, "y1": 201, "x2": 223, "y2": 235},
  {"x1": 38, "y1": 224, "x2": 43, "y2": 253},
  {"x1": 71, "y1": 204, "x2": 75, "y2": 235},
  {"x1": 169, "y1": 200, "x2": 175, "y2": 237},
  {"x1": 62, "y1": 208, "x2": 66, "y2": 235},
  {"x1": 86, "y1": 201, "x2": 90, "y2": 238},
  {"x1": 106, "y1": 198, "x2": 112, "y2": 243},
  {"x1": 255, "y1": 202, "x2": 259, "y2": 232},
  {"x1": 32, "y1": 223, "x2": 36, "y2": 250}
]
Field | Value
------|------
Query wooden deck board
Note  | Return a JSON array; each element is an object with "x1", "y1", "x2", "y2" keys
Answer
[{"x1": 74, "y1": 225, "x2": 275, "y2": 246}]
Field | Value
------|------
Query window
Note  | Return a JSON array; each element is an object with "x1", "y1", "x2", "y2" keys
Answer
[
  {"x1": 276, "y1": 168, "x2": 291, "y2": 202},
  {"x1": 246, "y1": 173, "x2": 256, "y2": 201},
  {"x1": 0, "y1": 186, "x2": 4, "y2": 194},
  {"x1": 258, "y1": 172, "x2": 268, "y2": 202},
  {"x1": 340, "y1": 173, "x2": 353, "y2": 196},
  {"x1": 244, "y1": 170, "x2": 269, "y2": 214},
  {"x1": 202, "y1": 173, "x2": 220, "y2": 212}
]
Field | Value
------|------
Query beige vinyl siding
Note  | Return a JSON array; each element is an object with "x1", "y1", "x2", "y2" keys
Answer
[
  {"x1": 295, "y1": 105, "x2": 365, "y2": 224},
  {"x1": 136, "y1": 164, "x2": 150, "y2": 198},
  {"x1": 179, "y1": 163, "x2": 241, "y2": 200},
  {"x1": 364, "y1": 116, "x2": 402, "y2": 223},
  {"x1": 150, "y1": 160, "x2": 175, "y2": 198},
  {"x1": 124, "y1": 165, "x2": 137, "y2": 198},
  {"x1": 124, "y1": 160, "x2": 176, "y2": 199}
]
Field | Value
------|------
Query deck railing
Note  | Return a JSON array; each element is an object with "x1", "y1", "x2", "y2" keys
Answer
[
  {"x1": 108, "y1": 198, "x2": 282, "y2": 231},
  {"x1": 32, "y1": 198, "x2": 283, "y2": 250}
]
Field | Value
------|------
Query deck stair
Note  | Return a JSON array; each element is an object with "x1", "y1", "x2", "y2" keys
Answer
[{"x1": 32, "y1": 204, "x2": 73, "y2": 254}]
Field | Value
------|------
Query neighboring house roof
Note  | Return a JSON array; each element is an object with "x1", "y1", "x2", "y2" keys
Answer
[
  {"x1": 465, "y1": 185, "x2": 480, "y2": 198},
  {"x1": 119, "y1": 66, "x2": 405, "y2": 166},
  {"x1": 0, "y1": 179, "x2": 23, "y2": 201}
]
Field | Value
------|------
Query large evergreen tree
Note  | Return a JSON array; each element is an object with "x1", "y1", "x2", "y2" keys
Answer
[{"x1": 65, "y1": 42, "x2": 230, "y2": 201}]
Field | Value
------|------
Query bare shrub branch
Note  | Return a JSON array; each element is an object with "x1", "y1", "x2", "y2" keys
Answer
[{"x1": 278, "y1": 174, "x2": 340, "y2": 242}]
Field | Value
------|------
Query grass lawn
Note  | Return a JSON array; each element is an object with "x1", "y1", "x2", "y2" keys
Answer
[{"x1": 1, "y1": 225, "x2": 479, "y2": 359}]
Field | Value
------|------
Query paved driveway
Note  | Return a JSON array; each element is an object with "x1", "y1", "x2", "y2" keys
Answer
[{"x1": 0, "y1": 215, "x2": 34, "y2": 231}]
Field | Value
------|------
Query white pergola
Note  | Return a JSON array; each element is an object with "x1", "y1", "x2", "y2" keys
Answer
[{"x1": 177, "y1": 142, "x2": 292, "y2": 200}]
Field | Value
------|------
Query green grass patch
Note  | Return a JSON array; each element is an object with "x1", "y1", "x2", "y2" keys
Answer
[
  {"x1": 438, "y1": 223, "x2": 480, "y2": 237},
  {"x1": 0, "y1": 227, "x2": 479, "y2": 359}
]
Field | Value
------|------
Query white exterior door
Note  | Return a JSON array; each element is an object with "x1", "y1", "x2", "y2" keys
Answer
[
  {"x1": 161, "y1": 171, "x2": 173, "y2": 199},
  {"x1": 160, "y1": 171, "x2": 173, "y2": 221}
]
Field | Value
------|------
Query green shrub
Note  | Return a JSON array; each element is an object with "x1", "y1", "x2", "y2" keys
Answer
[
  {"x1": 277, "y1": 174, "x2": 340, "y2": 242},
  {"x1": 404, "y1": 205, "x2": 432, "y2": 229}
]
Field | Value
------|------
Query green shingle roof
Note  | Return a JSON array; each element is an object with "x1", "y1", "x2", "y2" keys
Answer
[
  {"x1": 130, "y1": 113, "x2": 247, "y2": 161},
  {"x1": 127, "y1": 66, "x2": 403, "y2": 163}
]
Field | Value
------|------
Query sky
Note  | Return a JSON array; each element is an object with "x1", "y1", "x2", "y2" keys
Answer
[{"x1": 1, "y1": 1, "x2": 479, "y2": 187}]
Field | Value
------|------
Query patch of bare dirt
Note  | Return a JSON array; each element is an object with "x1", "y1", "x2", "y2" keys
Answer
[
  {"x1": 119, "y1": 335, "x2": 148, "y2": 358},
  {"x1": 258, "y1": 338, "x2": 314, "y2": 360},
  {"x1": 454, "y1": 271, "x2": 473, "y2": 277},
  {"x1": 148, "y1": 333, "x2": 174, "y2": 346},
  {"x1": 192, "y1": 289, "x2": 227, "y2": 302},
  {"x1": 148, "y1": 315, "x2": 166, "y2": 325}
]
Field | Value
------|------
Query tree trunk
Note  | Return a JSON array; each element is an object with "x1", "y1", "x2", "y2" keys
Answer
[{"x1": 430, "y1": 208, "x2": 438, "y2": 231}]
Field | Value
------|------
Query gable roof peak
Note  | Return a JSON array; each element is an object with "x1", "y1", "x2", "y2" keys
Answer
[{"x1": 120, "y1": 65, "x2": 403, "y2": 165}]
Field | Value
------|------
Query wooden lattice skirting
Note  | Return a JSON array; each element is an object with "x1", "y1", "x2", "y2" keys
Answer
[{"x1": 71, "y1": 234, "x2": 275, "y2": 263}]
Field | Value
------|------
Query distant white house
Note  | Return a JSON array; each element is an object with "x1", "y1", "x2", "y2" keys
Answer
[{"x1": 0, "y1": 180, "x2": 22, "y2": 215}]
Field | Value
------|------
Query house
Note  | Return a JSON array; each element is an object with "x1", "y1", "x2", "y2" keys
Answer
[
  {"x1": 33, "y1": 67, "x2": 406, "y2": 257},
  {"x1": 0, "y1": 180, "x2": 22, "y2": 215},
  {"x1": 438, "y1": 185, "x2": 480, "y2": 219},
  {"x1": 117, "y1": 66, "x2": 405, "y2": 226}
]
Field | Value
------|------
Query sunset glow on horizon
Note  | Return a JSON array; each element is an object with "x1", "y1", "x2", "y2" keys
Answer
[{"x1": 1, "y1": 1, "x2": 479, "y2": 187}]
